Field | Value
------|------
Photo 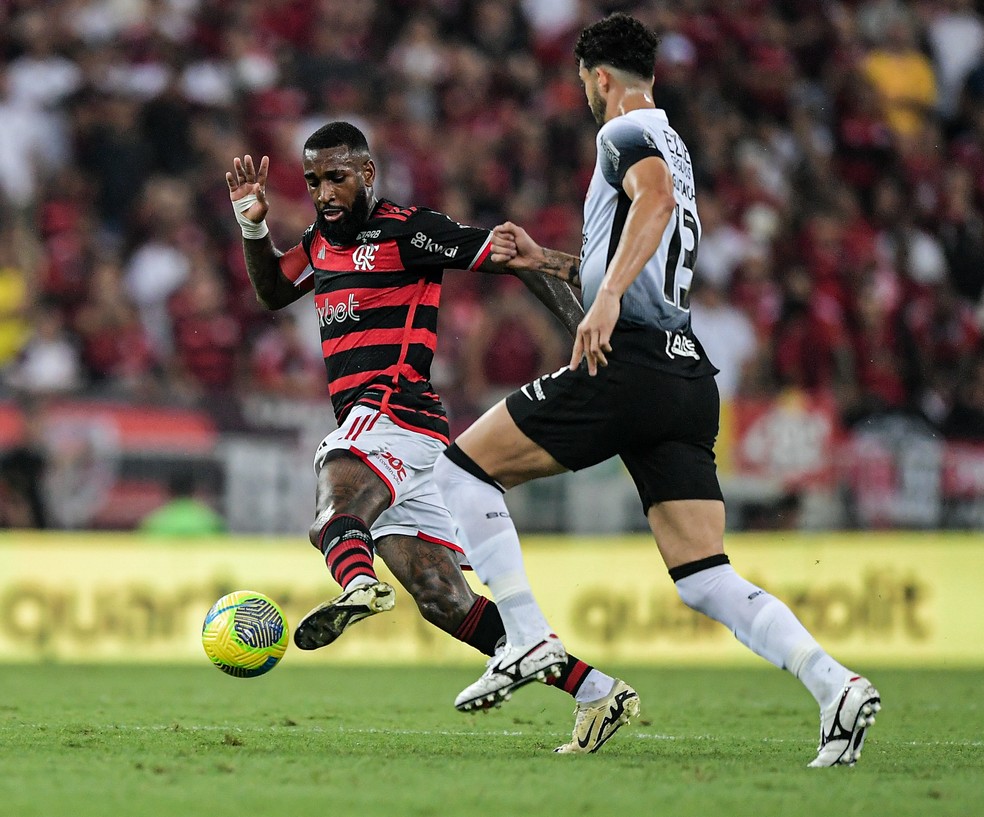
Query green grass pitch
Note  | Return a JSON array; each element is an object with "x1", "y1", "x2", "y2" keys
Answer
[{"x1": 1, "y1": 664, "x2": 981, "y2": 817}]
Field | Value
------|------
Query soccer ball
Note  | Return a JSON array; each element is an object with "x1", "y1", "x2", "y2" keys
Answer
[{"x1": 202, "y1": 590, "x2": 289, "y2": 678}]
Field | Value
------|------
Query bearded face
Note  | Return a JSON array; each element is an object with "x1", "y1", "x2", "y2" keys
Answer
[
  {"x1": 579, "y1": 62, "x2": 607, "y2": 126},
  {"x1": 588, "y1": 83, "x2": 607, "y2": 126},
  {"x1": 302, "y1": 145, "x2": 376, "y2": 246},
  {"x1": 316, "y1": 183, "x2": 371, "y2": 245}
]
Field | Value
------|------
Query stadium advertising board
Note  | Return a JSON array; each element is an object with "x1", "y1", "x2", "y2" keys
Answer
[{"x1": 0, "y1": 532, "x2": 979, "y2": 666}]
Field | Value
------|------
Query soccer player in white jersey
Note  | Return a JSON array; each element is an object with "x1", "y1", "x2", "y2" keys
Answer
[{"x1": 433, "y1": 13, "x2": 881, "y2": 764}]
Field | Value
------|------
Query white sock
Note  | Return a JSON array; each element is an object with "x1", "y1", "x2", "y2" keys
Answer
[
  {"x1": 343, "y1": 574, "x2": 376, "y2": 593},
  {"x1": 574, "y1": 671, "x2": 616, "y2": 704},
  {"x1": 488, "y1": 570, "x2": 553, "y2": 644},
  {"x1": 789, "y1": 648, "x2": 854, "y2": 710},
  {"x1": 434, "y1": 454, "x2": 552, "y2": 644},
  {"x1": 675, "y1": 563, "x2": 850, "y2": 707}
]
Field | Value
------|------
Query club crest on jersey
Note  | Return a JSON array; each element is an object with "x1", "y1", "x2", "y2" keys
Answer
[
  {"x1": 665, "y1": 331, "x2": 700, "y2": 360},
  {"x1": 317, "y1": 293, "x2": 361, "y2": 326},
  {"x1": 352, "y1": 243, "x2": 379, "y2": 271}
]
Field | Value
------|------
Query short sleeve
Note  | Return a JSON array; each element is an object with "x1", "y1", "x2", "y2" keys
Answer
[
  {"x1": 598, "y1": 118, "x2": 665, "y2": 188},
  {"x1": 398, "y1": 209, "x2": 493, "y2": 271},
  {"x1": 277, "y1": 225, "x2": 316, "y2": 292}
]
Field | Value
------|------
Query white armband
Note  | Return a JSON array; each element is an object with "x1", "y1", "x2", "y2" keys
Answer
[{"x1": 232, "y1": 194, "x2": 270, "y2": 239}]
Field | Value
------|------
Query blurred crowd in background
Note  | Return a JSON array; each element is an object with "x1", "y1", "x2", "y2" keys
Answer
[{"x1": 2, "y1": 0, "x2": 984, "y2": 529}]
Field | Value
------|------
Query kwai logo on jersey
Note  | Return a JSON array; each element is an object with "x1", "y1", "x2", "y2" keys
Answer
[
  {"x1": 352, "y1": 243, "x2": 379, "y2": 270},
  {"x1": 665, "y1": 331, "x2": 700, "y2": 360},
  {"x1": 411, "y1": 231, "x2": 459, "y2": 259},
  {"x1": 317, "y1": 293, "x2": 361, "y2": 326}
]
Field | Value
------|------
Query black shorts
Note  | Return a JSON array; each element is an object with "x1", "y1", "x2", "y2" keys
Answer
[{"x1": 505, "y1": 361, "x2": 724, "y2": 511}]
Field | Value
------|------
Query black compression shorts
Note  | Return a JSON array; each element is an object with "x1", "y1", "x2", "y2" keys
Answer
[{"x1": 505, "y1": 360, "x2": 724, "y2": 510}]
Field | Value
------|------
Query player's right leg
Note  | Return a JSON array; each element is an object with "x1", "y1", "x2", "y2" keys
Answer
[
  {"x1": 294, "y1": 407, "x2": 417, "y2": 650},
  {"x1": 293, "y1": 448, "x2": 395, "y2": 649}
]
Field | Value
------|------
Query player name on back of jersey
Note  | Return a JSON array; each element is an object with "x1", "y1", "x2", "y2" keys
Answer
[{"x1": 660, "y1": 127, "x2": 696, "y2": 201}]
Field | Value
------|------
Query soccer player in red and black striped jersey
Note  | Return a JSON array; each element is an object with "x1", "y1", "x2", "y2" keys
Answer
[{"x1": 226, "y1": 121, "x2": 622, "y2": 732}]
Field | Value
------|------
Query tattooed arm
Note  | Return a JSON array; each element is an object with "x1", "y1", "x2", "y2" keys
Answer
[{"x1": 477, "y1": 221, "x2": 583, "y2": 337}]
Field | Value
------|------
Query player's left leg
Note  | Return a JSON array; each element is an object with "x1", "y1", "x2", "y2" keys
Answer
[
  {"x1": 375, "y1": 533, "x2": 602, "y2": 691},
  {"x1": 647, "y1": 497, "x2": 881, "y2": 767}
]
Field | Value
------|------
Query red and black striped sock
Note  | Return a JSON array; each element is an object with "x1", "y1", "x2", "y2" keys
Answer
[
  {"x1": 453, "y1": 597, "x2": 593, "y2": 699},
  {"x1": 546, "y1": 656, "x2": 593, "y2": 696},
  {"x1": 453, "y1": 597, "x2": 502, "y2": 656},
  {"x1": 317, "y1": 514, "x2": 377, "y2": 590}
]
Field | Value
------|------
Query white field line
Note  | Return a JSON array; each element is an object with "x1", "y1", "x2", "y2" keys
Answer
[{"x1": 2, "y1": 722, "x2": 982, "y2": 748}]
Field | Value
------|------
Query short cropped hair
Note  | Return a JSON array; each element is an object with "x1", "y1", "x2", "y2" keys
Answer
[
  {"x1": 574, "y1": 13, "x2": 660, "y2": 80},
  {"x1": 303, "y1": 121, "x2": 370, "y2": 154}
]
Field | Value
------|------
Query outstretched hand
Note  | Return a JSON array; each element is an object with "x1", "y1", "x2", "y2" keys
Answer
[
  {"x1": 571, "y1": 289, "x2": 618, "y2": 375},
  {"x1": 226, "y1": 154, "x2": 270, "y2": 224},
  {"x1": 490, "y1": 221, "x2": 545, "y2": 270}
]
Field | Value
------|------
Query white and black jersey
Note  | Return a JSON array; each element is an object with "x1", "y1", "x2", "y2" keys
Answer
[
  {"x1": 581, "y1": 108, "x2": 716, "y2": 377},
  {"x1": 504, "y1": 108, "x2": 724, "y2": 508}
]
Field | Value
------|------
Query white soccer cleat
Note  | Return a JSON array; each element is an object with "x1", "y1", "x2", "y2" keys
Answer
[
  {"x1": 808, "y1": 675, "x2": 881, "y2": 767},
  {"x1": 554, "y1": 678, "x2": 641, "y2": 754},
  {"x1": 293, "y1": 581, "x2": 396, "y2": 650},
  {"x1": 455, "y1": 635, "x2": 567, "y2": 712}
]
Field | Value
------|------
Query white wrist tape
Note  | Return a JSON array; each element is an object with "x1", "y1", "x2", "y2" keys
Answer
[{"x1": 232, "y1": 194, "x2": 269, "y2": 239}]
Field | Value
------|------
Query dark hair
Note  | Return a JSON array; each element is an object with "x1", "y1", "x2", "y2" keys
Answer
[
  {"x1": 574, "y1": 13, "x2": 660, "y2": 79},
  {"x1": 303, "y1": 121, "x2": 370, "y2": 154}
]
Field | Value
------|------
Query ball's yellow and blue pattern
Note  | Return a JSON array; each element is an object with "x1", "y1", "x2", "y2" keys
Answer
[{"x1": 202, "y1": 591, "x2": 289, "y2": 677}]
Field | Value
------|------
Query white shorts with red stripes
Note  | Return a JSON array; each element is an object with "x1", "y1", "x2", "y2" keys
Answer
[{"x1": 313, "y1": 406, "x2": 466, "y2": 565}]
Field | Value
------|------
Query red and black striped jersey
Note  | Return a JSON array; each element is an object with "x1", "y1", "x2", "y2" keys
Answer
[{"x1": 277, "y1": 199, "x2": 493, "y2": 443}]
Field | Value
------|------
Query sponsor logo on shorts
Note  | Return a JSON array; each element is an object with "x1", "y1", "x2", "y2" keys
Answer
[
  {"x1": 519, "y1": 366, "x2": 568, "y2": 401},
  {"x1": 378, "y1": 450, "x2": 407, "y2": 482},
  {"x1": 665, "y1": 331, "x2": 700, "y2": 360}
]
